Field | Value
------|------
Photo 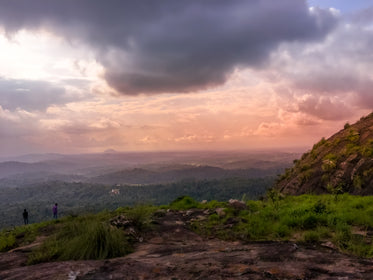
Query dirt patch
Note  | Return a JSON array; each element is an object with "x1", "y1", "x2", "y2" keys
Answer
[{"x1": 1, "y1": 210, "x2": 373, "y2": 279}]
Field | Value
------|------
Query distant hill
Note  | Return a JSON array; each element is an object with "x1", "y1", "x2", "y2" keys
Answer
[
  {"x1": 0, "y1": 150, "x2": 296, "y2": 187},
  {"x1": 88, "y1": 165, "x2": 283, "y2": 185},
  {"x1": 276, "y1": 113, "x2": 373, "y2": 195},
  {"x1": 0, "y1": 161, "x2": 51, "y2": 178}
]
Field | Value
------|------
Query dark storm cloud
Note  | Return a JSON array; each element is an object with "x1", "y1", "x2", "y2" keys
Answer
[
  {"x1": 0, "y1": 0, "x2": 337, "y2": 95},
  {"x1": 0, "y1": 78, "x2": 68, "y2": 111}
]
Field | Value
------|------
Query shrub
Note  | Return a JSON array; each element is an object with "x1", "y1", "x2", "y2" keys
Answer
[
  {"x1": 246, "y1": 200, "x2": 262, "y2": 213},
  {"x1": 347, "y1": 129, "x2": 360, "y2": 143},
  {"x1": 313, "y1": 200, "x2": 327, "y2": 214},
  {"x1": 124, "y1": 205, "x2": 155, "y2": 230},
  {"x1": 266, "y1": 189, "x2": 282, "y2": 205},
  {"x1": 312, "y1": 137, "x2": 326, "y2": 150},
  {"x1": 28, "y1": 218, "x2": 131, "y2": 264},
  {"x1": 301, "y1": 152, "x2": 310, "y2": 160},
  {"x1": 345, "y1": 143, "x2": 360, "y2": 156},
  {"x1": 208, "y1": 213, "x2": 220, "y2": 222},
  {"x1": 300, "y1": 164, "x2": 311, "y2": 172},
  {"x1": 302, "y1": 214, "x2": 319, "y2": 230},
  {"x1": 241, "y1": 216, "x2": 271, "y2": 240},
  {"x1": 361, "y1": 146, "x2": 373, "y2": 157},
  {"x1": 300, "y1": 169, "x2": 313, "y2": 184},
  {"x1": 332, "y1": 138, "x2": 341, "y2": 147},
  {"x1": 322, "y1": 153, "x2": 338, "y2": 172},
  {"x1": 169, "y1": 196, "x2": 200, "y2": 210},
  {"x1": 321, "y1": 174, "x2": 330, "y2": 183},
  {"x1": 0, "y1": 232, "x2": 16, "y2": 252},
  {"x1": 204, "y1": 200, "x2": 227, "y2": 209},
  {"x1": 275, "y1": 225, "x2": 290, "y2": 238},
  {"x1": 322, "y1": 159, "x2": 336, "y2": 172}
]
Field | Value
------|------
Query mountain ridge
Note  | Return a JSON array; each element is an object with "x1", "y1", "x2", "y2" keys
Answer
[{"x1": 276, "y1": 112, "x2": 373, "y2": 195}]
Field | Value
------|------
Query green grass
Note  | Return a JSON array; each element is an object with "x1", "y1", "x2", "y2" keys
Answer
[
  {"x1": 167, "y1": 195, "x2": 201, "y2": 210},
  {"x1": 118, "y1": 204, "x2": 157, "y2": 231},
  {"x1": 29, "y1": 220, "x2": 131, "y2": 264},
  {"x1": 3, "y1": 194, "x2": 373, "y2": 263},
  {"x1": 189, "y1": 194, "x2": 373, "y2": 258},
  {"x1": 27, "y1": 205, "x2": 159, "y2": 264},
  {"x1": 0, "y1": 220, "x2": 56, "y2": 252}
]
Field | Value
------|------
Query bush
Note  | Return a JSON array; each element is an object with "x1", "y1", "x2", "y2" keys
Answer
[
  {"x1": 322, "y1": 156, "x2": 336, "y2": 172},
  {"x1": 313, "y1": 200, "x2": 327, "y2": 214},
  {"x1": 0, "y1": 232, "x2": 16, "y2": 252},
  {"x1": 124, "y1": 205, "x2": 155, "y2": 230},
  {"x1": 203, "y1": 200, "x2": 227, "y2": 209},
  {"x1": 302, "y1": 215, "x2": 319, "y2": 230},
  {"x1": 275, "y1": 225, "x2": 290, "y2": 238},
  {"x1": 347, "y1": 129, "x2": 360, "y2": 143},
  {"x1": 28, "y1": 218, "x2": 132, "y2": 264},
  {"x1": 169, "y1": 196, "x2": 200, "y2": 210},
  {"x1": 246, "y1": 200, "x2": 262, "y2": 213}
]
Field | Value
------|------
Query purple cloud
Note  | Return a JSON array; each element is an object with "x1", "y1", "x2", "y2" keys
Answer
[{"x1": 0, "y1": 0, "x2": 337, "y2": 95}]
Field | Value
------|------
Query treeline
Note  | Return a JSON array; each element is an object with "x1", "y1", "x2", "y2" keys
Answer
[
  {"x1": 0, "y1": 177, "x2": 274, "y2": 229},
  {"x1": 89, "y1": 166, "x2": 284, "y2": 185}
]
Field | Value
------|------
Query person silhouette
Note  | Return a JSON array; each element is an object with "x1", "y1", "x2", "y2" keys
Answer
[
  {"x1": 23, "y1": 209, "x2": 29, "y2": 225},
  {"x1": 53, "y1": 203, "x2": 58, "y2": 219}
]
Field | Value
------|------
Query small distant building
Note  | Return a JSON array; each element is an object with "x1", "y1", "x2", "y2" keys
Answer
[{"x1": 110, "y1": 189, "x2": 120, "y2": 195}]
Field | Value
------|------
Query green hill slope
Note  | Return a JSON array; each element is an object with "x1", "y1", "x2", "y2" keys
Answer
[{"x1": 276, "y1": 113, "x2": 373, "y2": 195}]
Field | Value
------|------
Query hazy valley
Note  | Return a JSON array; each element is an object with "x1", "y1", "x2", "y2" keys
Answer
[
  {"x1": 3, "y1": 115, "x2": 373, "y2": 279},
  {"x1": 0, "y1": 150, "x2": 297, "y2": 229}
]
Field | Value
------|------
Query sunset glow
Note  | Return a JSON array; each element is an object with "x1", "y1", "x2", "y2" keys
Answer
[{"x1": 0, "y1": 0, "x2": 373, "y2": 156}]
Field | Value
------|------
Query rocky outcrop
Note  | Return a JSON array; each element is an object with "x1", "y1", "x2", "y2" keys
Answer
[
  {"x1": 228, "y1": 199, "x2": 247, "y2": 210},
  {"x1": 1, "y1": 209, "x2": 373, "y2": 279},
  {"x1": 276, "y1": 113, "x2": 373, "y2": 195}
]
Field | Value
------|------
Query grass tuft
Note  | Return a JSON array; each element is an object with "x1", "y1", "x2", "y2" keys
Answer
[{"x1": 28, "y1": 216, "x2": 132, "y2": 264}]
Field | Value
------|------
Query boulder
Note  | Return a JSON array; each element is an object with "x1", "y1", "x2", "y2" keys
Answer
[
  {"x1": 228, "y1": 199, "x2": 247, "y2": 210},
  {"x1": 215, "y1": 208, "x2": 226, "y2": 217}
]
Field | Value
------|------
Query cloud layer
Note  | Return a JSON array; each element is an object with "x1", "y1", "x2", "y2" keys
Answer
[
  {"x1": 0, "y1": 78, "x2": 69, "y2": 111},
  {"x1": 0, "y1": 1, "x2": 373, "y2": 157},
  {"x1": 0, "y1": 0, "x2": 337, "y2": 95}
]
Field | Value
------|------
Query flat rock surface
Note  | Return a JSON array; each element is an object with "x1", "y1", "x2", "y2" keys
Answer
[{"x1": 1, "y1": 210, "x2": 373, "y2": 280}]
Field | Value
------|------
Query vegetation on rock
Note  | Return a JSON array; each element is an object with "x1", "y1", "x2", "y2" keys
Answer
[
  {"x1": 276, "y1": 112, "x2": 373, "y2": 195},
  {"x1": 2, "y1": 194, "x2": 373, "y2": 263}
]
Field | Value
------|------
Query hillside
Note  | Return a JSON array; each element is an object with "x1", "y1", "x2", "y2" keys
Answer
[
  {"x1": 0, "y1": 151, "x2": 296, "y2": 186},
  {"x1": 276, "y1": 113, "x2": 373, "y2": 195},
  {"x1": 88, "y1": 165, "x2": 281, "y2": 185},
  {"x1": 0, "y1": 150, "x2": 293, "y2": 230},
  {"x1": 1, "y1": 195, "x2": 373, "y2": 279}
]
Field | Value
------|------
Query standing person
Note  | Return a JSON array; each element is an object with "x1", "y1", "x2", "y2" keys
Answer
[
  {"x1": 23, "y1": 209, "x2": 29, "y2": 225},
  {"x1": 53, "y1": 203, "x2": 58, "y2": 219}
]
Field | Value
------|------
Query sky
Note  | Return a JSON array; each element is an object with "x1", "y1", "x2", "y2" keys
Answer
[{"x1": 0, "y1": 0, "x2": 373, "y2": 157}]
